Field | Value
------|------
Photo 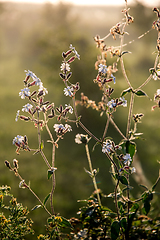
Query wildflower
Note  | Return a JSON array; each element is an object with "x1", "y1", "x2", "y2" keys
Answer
[
  {"x1": 102, "y1": 140, "x2": 114, "y2": 153},
  {"x1": 123, "y1": 153, "x2": 132, "y2": 165},
  {"x1": 98, "y1": 64, "x2": 108, "y2": 74},
  {"x1": 38, "y1": 82, "x2": 48, "y2": 96},
  {"x1": 25, "y1": 70, "x2": 42, "y2": 86},
  {"x1": 19, "y1": 87, "x2": 30, "y2": 99},
  {"x1": 19, "y1": 180, "x2": 26, "y2": 189},
  {"x1": 22, "y1": 103, "x2": 33, "y2": 113},
  {"x1": 12, "y1": 135, "x2": 24, "y2": 145},
  {"x1": 131, "y1": 167, "x2": 136, "y2": 173},
  {"x1": 60, "y1": 62, "x2": 70, "y2": 72},
  {"x1": 63, "y1": 86, "x2": 74, "y2": 97},
  {"x1": 107, "y1": 99, "x2": 117, "y2": 109},
  {"x1": 53, "y1": 123, "x2": 72, "y2": 134},
  {"x1": 69, "y1": 44, "x2": 80, "y2": 60},
  {"x1": 111, "y1": 73, "x2": 116, "y2": 84},
  {"x1": 119, "y1": 97, "x2": 127, "y2": 107},
  {"x1": 15, "y1": 110, "x2": 20, "y2": 122},
  {"x1": 75, "y1": 134, "x2": 90, "y2": 144},
  {"x1": 65, "y1": 104, "x2": 73, "y2": 114}
]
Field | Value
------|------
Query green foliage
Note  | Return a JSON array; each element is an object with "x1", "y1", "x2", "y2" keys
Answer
[{"x1": 0, "y1": 185, "x2": 34, "y2": 239}]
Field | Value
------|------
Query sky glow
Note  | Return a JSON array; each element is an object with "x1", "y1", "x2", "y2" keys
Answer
[{"x1": 0, "y1": 0, "x2": 159, "y2": 7}]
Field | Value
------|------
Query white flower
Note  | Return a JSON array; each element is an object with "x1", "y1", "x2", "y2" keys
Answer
[
  {"x1": 65, "y1": 124, "x2": 72, "y2": 132},
  {"x1": 19, "y1": 87, "x2": 30, "y2": 99},
  {"x1": 63, "y1": 86, "x2": 74, "y2": 97},
  {"x1": 102, "y1": 140, "x2": 113, "y2": 153},
  {"x1": 60, "y1": 62, "x2": 70, "y2": 72},
  {"x1": 98, "y1": 64, "x2": 108, "y2": 74},
  {"x1": 75, "y1": 133, "x2": 89, "y2": 144},
  {"x1": 15, "y1": 110, "x2": 20, "y2": 122},
  {"x1": 119, "y1": 97, "x2": 127, "y2": 107},
  {"x1": 13, "y1": 135, "x2": 24, "y2": 145},
  {"x1": 156, "y1": 89, "x2": 160, "y2": 95},
  {"x1": 22, "y1": 103, "x2": 33, "y2": 112},
  {"x1": 39, "y1": 82, "x2": 48, "y2": 95},
  {"x1": 19, "y1": 180, "x2": 25, "y2": 189},
  {"x1": 123, "y1": 153, "x2": 132, "y2": 166},
  {"x1": 25, "y1": 70, "x2": 41, "y2": 86},
  {"x1": 65, "y1": 104, "x2": 73, "y2": 114},
  {"x1": 111, "y1": 74, "x2": 116, "y2": 84},
  {"x1": 53, "y1": 123, "x2": 72, "y2": 134},
  {"x1": 107, "y1": 99, "x2": 117, "y2": 108},
  {"x1": 131, "y1": 167, "x2": 136, "y2": 173},
  {"x1": 153, "y1": 73, "x2": 158, "y2": 81},
  {"x1": 69, "y1": 44, "x2": 80, "y2": 60}
]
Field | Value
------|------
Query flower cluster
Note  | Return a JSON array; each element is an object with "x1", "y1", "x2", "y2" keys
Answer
[
  {"x1": 12, "y1": 135, "x2": 30, "y2": 154},
  {"x1": 102, "y1": 139, "x2": 121, "y2": 154}
]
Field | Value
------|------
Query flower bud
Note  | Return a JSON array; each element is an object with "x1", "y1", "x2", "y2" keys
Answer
[
  {"x1": 4, "y1": 160, "x2": 12, "y2": 170},
  {"x1": 13, "y1": 159, "x2": 19, "y2": 169},
  {"x1": 20, "y1": 116, "x2": 30, "y2": 121},
  {"x1": 67, "y1": 72, "x2": 72, "y2": 80},
  {"x1": 67, "y1": 56, "x2": 75, "y2": 63}
]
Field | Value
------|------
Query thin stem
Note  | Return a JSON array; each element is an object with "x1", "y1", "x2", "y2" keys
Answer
[
  {"x1": 43, "y1": 113, "x2": 56, "y2": 214},
  {"x1": 109, "y1": 114, "x2": 127, "y2": 140},
  {"x1": 126, "y1": 92, "x2": 134, "y2": 139},
  {"x1": 115, "y1": 179, "x2": 121, "y2": 222},
  {"x1": 102, "y1": 115, "x2": 110, "y2": 142},
  {"x1": 72, "y1": 96, "x2": 101, "y2": 143},
  {"x1": 120, "y1": 57, "x2": 132, "y2": 89},
  {"x1": 15, "y1": 171, "x2": 52, "y2": 216},
  {"x1": 136, "y1": 74, "x2": 152, "y2": 90},
  {"x1": 40, "y1": 149, "x2": 51, "y2": 169},
  {"x1": 50, "y1": 143, "x2": 56, "y2": 215},
  {"x1": 136, "y1": 53, "x2": 159, "y2": 90},
  {"x1": 85, "y1": 144, "x2": 102, "y2": 206}
]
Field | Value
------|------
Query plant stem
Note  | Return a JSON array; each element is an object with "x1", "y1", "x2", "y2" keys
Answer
[
  {"x1": 15, "y1": 171, "x2": 52, "y2": 216},
  {"x1": 85, "y1": 144, "x2": 102, "y2": 206},
  {"x1": 126, "y1": 92, "x2": 134, "y2": 139},
  {"x1": 50, "y1": 143, "x2": 56, "y2": 215},
  {"x1": 72, "y1": 96, "x2": 101, "y2": 143},
  {"x1": 102, "y1": 115, "x2": 110, "y2": 142}
]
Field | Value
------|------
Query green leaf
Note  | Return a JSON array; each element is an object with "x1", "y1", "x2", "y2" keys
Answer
[
  {"x1": 135, "y1": 90, "x2": 147, "y2": 97},
  {"x1": 111, "y1": 221, "x2": 120, "y2": 240},
  {"x1": 152, "y1": 175, "x2": 160, "y2": 191},
  {"x1": 142, "y1": 201, "x2": 151, "y2": 215},
  {"x1": 31, "y1": 205, "x2": 42, "y2": 211},
  {"x1": 121, "y1": 88, "x2": 132, "y2": 97},
  {"x1": 120, "y1": 140, "x2": 136, "y2": 158},
  {"x1": 43, "y1": 193, "x2": 50, "y2": 206},
  {"x1": 139, "y1": 184, "x2": 149, "y2": 191},
  {"x1": 119, "y1": 175, "x2": 128, "y2": 186},
  {"x1": 121, "y1": 51, "x2": 131, "y2": 56},
  {"x1": 126, "y1": 140, "x2": 136, "y2": 158},
  {"x1": 48, "y1": 169, "x2": 53, "y2": 180},
  {"x1": 120, "y1": 218, "x2": 127, "y2": 231},
  {"x1": 40, "y1": 141, "x2": 44, "y2": 150},
  {"x1": 130, "y1": 202, "x2": 139, "y2": 212},
  {"x1": 59, "y1": 216, "x2": 73, "y2": 229}
]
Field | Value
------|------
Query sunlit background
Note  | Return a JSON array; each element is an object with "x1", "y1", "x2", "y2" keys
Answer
[
  {"x1": 0, "y1": 0, "x2": 160, "y2": 239},
  {"x1": 0, "y1": 0, "x2": 160, "y2": 6}
]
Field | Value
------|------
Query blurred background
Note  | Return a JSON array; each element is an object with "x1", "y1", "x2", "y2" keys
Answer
[{"x1": 0, "y1": 0, "x2": 160, "y2": 238}]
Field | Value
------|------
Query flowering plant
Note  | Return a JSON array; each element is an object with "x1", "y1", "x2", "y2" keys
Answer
[{"x1": 3, "y1": 1, "x2": 160, "y2": 239}]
